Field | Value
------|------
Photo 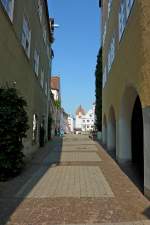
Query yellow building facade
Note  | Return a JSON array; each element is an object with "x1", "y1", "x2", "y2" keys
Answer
[
  {"x1": 0, "y1": 0, "x2": 52, "y2": 158},
  {"x1": 101, "y1": 0, "x2": 150, "y2": 198}
]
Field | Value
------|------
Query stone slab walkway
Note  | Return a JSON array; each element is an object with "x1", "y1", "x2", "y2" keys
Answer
[{"x1": 0, "y1": 135, "x2": 150, "y2": 225}]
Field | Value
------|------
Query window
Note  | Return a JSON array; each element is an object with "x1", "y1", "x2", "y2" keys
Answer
[
  {"x1": 21, "y1": 16, "x2": 31, "y2": 58},
  {"x1": 126, "y1": 0, "x2": 134, "y2": 18},
  {"x1": 40, "y1": 69, "x2": 44, "y2": 88},
  {"x1": 1, "y1": 0, "x2": 14, "y2": 21},
  {"x1": 37, "y1": 0, "x2": 42, "y2": 22},
  {"x1": 43, "y1": 26, "x2": 47, "y2": 44},
  {"x1": 87, "y1": 120, "x2": 90, "y2": 123},
  {"x1": 103, "y1": 65, "x2": 107, "y2": 88},
  {"x1": 33, "y1": 49, "x2": 39, "y2": 76},
  {"x1": 119, "y1": 0, "x2": 126, "y2": 41},
  {"x1": 108, "y1": 0, "x2": 113, "y2": 17},
  {"x1": 83, "y1": 120, "x2": 85, "y2": 123},
  {"x1": 32, "y1": 114, "x2": 38, "y2": 143},
  {"x1": 45, "y1": 82, "x2": 48, "y2": 96},
  {"x1": 111, "y1": 37, "x2": 115, "y2": 64},
  {"x1": 108, "y1": 50, "x2": 111, "y2": 73},
  {"x1": 102, "y1": 23, "x2": 106, "y2": 46},
  {"x1": 108, "y1": 36, "x2": 115, "y2": 73}
]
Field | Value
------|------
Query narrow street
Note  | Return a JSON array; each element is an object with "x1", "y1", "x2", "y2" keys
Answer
[{"x1": 0, "y1": 135, "x2": 150, "y2": 225}]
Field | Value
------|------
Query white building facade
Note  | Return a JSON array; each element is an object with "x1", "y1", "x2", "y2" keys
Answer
[
  {"x1": 68, "y1": 115, "x2": 75, "y2": 133},
  {"x1": 75, "y1": 104, "x2": 95, "y2": 132}
]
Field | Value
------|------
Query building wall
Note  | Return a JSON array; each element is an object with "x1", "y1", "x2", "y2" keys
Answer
[
  {"x1": 102, "y1": 0, "x2": 150, "y2": 119},
  {"x1": 68, "y1": 117, "x2": 74, "y2": 132},
  {"x1": 75, "y1": 116, "x2": 82, "y2": 129},
  {"x1": 75, "y1": 105, "x2": 95, "y2": 131},
  {"x1": 0, "y1": 0, "x2": 51, "y2": 158},
  {"x1": 102, "y1": 0, "x2": 150, "y2": 198},
  {"x1": 51, "y1": 89, "x2": 59, "y2": 101}
]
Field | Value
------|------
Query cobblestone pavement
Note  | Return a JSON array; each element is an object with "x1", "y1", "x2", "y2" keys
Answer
[{"x1": 0, "y1": 135, "x2": 150, "y2": 225}]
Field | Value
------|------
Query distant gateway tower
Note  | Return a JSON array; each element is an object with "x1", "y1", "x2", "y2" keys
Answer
[
  {"x1": 75, "y1": 105, "x2": 86, "y2": 129},
  {"x1": 75, "y1": 104, "x2": 95, "y2": 131}
]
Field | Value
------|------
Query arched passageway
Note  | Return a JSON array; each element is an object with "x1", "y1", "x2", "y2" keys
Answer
[
  {"x1": 131, "y1": 96, "x2": 144, "y2": 183},
  {"x1": 107, "y1": 106, "x2": 116, "y2": 156},
  {"x1": 119, "y1": 87, "x2": 144, "y2": 190},
  {"x1": 102, "y1": 115, "x2": 107, "y2": 146}
]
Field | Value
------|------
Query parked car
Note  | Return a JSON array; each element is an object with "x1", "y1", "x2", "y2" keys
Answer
[{"x1": 74, "y1": 128, "x2": 82, "y2": 135}]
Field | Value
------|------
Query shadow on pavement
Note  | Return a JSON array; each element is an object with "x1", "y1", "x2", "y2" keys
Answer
[
  {"x1": 0, "y1": 136, "x2": 63, "y2": 225},
  {"x1": 143, "y1": 207, "x2": 150, "y2": 219},
  {"x1": 96, "y1": 139, "x2": 144, "y2": 193}
]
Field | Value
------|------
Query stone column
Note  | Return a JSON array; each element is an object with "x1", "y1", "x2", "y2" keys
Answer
[
  {"x1": 143, "y1": 107, "x2": 150, "y2": 199},
  {"x1": 117, "y1": 117, "x2": 132, "y2": 163}
]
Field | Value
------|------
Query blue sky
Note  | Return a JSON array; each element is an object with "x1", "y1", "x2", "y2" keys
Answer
[{"x1": 48, "y1": 0, "x2": 101, "y2": 115}]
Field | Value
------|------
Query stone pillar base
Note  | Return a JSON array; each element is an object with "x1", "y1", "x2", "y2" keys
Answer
[
  {"x1": 144, "y1": 186, "x2": 150, "y2": 200},
  {"x1": 117, "y1": 158, "x2": 132, "y2": 165}
]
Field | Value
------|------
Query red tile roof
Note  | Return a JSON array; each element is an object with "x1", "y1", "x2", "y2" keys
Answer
[
  {"x1": 76, "y1": 105, "x2": 86, "y2": 115},
  {"x1": 51, "y1": 76, "x2": 60, "y2": 90}
]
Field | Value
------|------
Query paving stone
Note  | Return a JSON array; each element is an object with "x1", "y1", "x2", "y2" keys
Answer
[
  {"x1": 44, "y1": 152, "x2": 102, "y2": 163},
  {"x1": 0, "y1": 135, "x2": 150, "y2": 224},
  {"x1": 16, "y1": 166, "x2": 114, "y2": 198},
  {"x1": 56, "y1": 145, "x2": 98, "y2": 152}
]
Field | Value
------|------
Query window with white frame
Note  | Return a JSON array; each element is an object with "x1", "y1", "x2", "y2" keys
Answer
[
  {"x1": 102, "y1": 23, "x2": 107, "y2": 46},
  {"x1": 108, "y1": 49, "x2": 111, "y2": 73},
  {"x1": 1, "y1": 0, "x2": 14, "y2": 21},
  {"x1": 103, "y1": 65, "x2": 107, "y2": 88},
  {"x1": 111, "y1": 37, "x2": 115, "y2": 64},
  {"x1": 37, "y1": 0, "x2": 42, "y2": 22},
  {"x1": 108, "y1": 0, "x2": 113, "y2": 17},
  {"x1": 34, "y1": 49, "x2": 39, "y2": 76},
  {"x1": 45, "y1": 82, "x2": 48, "y2": 96},
  {"x1": 40, "y1": 69, "x2": 44, "y2": 88},
  {"x1": 126, "y1": 0, "x2": 134, "y2": 18},
  {"x1": 119, "y1": 0, "x2": 126, "y2": 41},
  {"x1": 43, "y1": 26, "x2": 47, "y2": 44},
  {"x1": 21, "y1": 16, "x2": 31, "y2": 58},
  {"x1": 108, "y1": 36, "x2": 115, "y2": 73}
]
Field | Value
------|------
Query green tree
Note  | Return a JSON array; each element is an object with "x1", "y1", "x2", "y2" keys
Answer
[
  {"x1": 95, "y1": 47, "x2": 102, "y2": 131},
  {"x1": 0, "y1": 86, "x2": 29, "y2": 180},
  {"x1": 54, "y1": 100, "x2": 61, "y2": 109}
]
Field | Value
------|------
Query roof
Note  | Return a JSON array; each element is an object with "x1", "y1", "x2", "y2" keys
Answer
[
  {"x1": 50, "y1": 76, "x2": 60, "y2": 90},
  {"x1": 76, "y1": 105, "x2": 86, "y2": 115}
]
